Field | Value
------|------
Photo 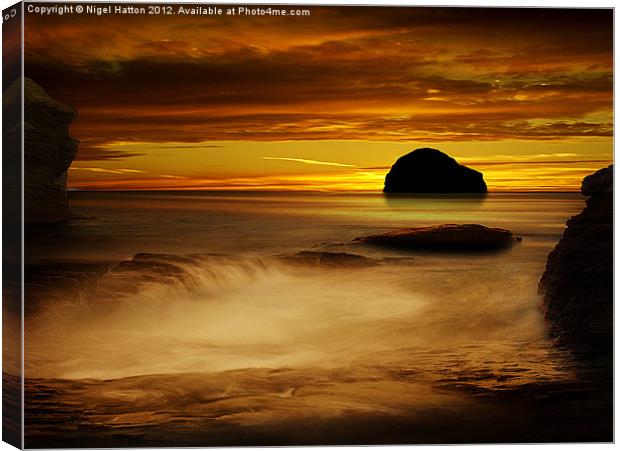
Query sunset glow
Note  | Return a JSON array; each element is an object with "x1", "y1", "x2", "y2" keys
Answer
[{"x1": 25, "y1": 7, "x2": 613, "y2": 191}]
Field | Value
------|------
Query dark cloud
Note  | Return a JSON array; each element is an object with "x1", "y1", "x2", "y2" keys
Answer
[{"x1": 24, "y1": 6, "x2": 613, "y2": 160}]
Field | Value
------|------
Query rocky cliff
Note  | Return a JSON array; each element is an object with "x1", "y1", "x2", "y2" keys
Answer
[
  {"x1": 383, "y1": 148, "x2": 487, "y2": 193},
  {"x1": 5, "y1": 79, "x2": 79, "y2": 223},
  {"x1": 539, "y1": 165, "x2": 613, "y2": 367}
]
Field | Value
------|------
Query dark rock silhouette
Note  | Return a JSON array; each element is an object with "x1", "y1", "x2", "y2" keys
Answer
[
  {"x1": 354, "y1": 224, "x2": 519, "y2": 251},
  {"x1": 383, "y1": 148, "x2": 487, "y2": 193},
  {"x1": 10, "y1": 78, "x2": 79, "y2": 223},
  {"x1": 539, "y1": 165, "x2": 612, "y2": 366},
  {"x1": 581, "y1": 165, "x2": 613, "y2": 195}
]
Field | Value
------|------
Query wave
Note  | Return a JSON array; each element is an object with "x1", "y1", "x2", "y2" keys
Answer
[
  {"x1": 26, "y1": 251, "x2": 409, "y2": 315},
  {"x1": 25, "y1": 249, "x2": 571, "y2": 387}
]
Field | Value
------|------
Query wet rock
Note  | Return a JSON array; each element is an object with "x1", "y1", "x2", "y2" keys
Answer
[
  {"x1": 24, "y1": 252, "x2": 260, "y2": 314},
  {"x1": 24, "y1": 254, "x2": 199, "y2": 311},
  {"x1": 383, "y1": 148, "x2": 487, "y2": 193},
  {"x1": 539, "y1": 165, "x2": 613, "y2": 365},
  {"x1": 131, "y1": 252, "x2": 232, "y2": 267},
  {"x1": 94, "y1": 255, "x2": 201, "y2": 300},
  {"x1": 354, "y1": 224, "x2": 519, "y2": 251},
  {"x1": 280, "y1": 251, "x2": 380, "y2": 268}
]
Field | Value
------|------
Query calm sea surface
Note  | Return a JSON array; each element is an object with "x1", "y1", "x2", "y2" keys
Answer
[{"x1": 27, "y1": 191, "x2": 583, "y2": 262}]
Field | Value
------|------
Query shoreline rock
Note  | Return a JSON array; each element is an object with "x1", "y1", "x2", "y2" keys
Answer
[
  {"x1": 538, "y1": 165, "x2": 613, "y2": 366},
  {"x1": 354, "y1": 224, "x2": 519, "y2": 251}
]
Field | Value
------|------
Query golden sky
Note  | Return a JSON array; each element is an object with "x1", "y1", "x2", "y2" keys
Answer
[{"x1": 25, "y1": 6, "x2": 613, "y2": 191}]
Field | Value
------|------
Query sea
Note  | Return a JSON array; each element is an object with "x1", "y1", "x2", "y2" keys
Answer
[{"x1": 21, "y1": 191, "x2": 608, "y2": 446}]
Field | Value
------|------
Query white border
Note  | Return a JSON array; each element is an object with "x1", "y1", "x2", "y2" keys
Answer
[{"x1": 0, "y1": 1, "x2": 615, "y2": 450}]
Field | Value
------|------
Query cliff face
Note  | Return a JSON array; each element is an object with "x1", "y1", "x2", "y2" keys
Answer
[
  {"x1": 539, "y1": 165, "x2": 613, "y2": 366},
  {"x1": 13, "y1": 78, "x2": 79, "y2": 223},
  {"x1": 383, "y1": 148, "x2": 487, "y2": 194}
]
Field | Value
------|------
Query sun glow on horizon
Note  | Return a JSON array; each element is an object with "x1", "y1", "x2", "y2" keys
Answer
[{"x1": 65, "y1": 139, "x2": 612, "y2": 192}]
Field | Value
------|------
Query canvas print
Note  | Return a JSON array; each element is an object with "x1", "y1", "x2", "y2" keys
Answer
[{"x1": 2, "y1": 2, "x2": 613, "y2": 447}]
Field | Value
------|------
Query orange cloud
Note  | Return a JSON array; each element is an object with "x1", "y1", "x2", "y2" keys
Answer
[
  {"x1": 24, "y1": 6, "x2": 612, "y2": 191},
  {"x1": 24, "y1": 7, "x2": 612, "y2": 161}
]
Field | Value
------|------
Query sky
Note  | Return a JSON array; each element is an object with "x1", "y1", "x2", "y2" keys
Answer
[{"x1": 24, "y1": 6, "x2": 613, "y2": 191}]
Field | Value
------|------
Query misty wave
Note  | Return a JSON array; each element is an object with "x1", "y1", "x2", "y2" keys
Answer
[
  {"x1": 26, "y1": 251, "x2": 414, "y2": 378},
  {"x1": 26, "y1": 250, "x2": 573, "y2": 389},
  {"x1": 102, "y1": 253, "x2": 281, "y2": 303}
]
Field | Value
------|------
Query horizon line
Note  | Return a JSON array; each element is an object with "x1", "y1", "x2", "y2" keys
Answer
[{"x1": 66, "y1": 188, "x2": 583, "y2": 194}]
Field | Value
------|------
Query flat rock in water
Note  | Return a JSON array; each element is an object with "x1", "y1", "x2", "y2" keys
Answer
[
  {"x1": 280, "y1": 251, "x2": 380, "y2": 268},
  {"x1": 354, "y1": 224, "x2": 519, "y2": 251}
]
